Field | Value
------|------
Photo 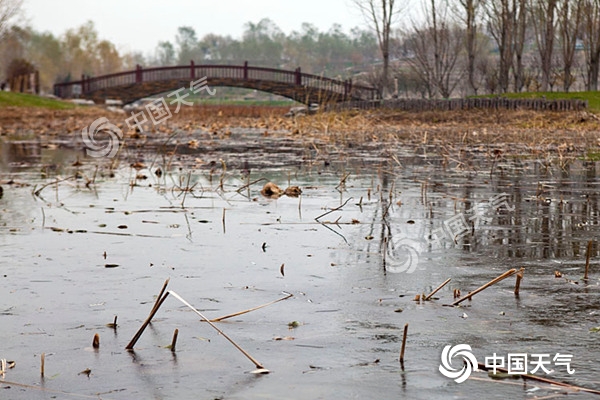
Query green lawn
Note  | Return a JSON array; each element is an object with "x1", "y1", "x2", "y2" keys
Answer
[
  {"x1": 475, "y1": 91, "x2": 600, "y2": 112},
  {"x1": 0, "y1": 91, "x2": 76, "y2": 109}
]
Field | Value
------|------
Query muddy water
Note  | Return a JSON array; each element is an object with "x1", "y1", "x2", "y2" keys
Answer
[{"x1": 1, "y1": 131, "x2": 600, "y2": 399}]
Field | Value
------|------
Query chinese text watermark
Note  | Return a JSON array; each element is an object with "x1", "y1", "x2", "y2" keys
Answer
[
  {"x1": 386, "y1": 193, "x2": 514, "y2": 273},
  {"x1": 81, "y1": 77, "x2": 216, "y2": 158},
  {"x1": 439, "y1": 343, "x2": 575, "y2": 383}
]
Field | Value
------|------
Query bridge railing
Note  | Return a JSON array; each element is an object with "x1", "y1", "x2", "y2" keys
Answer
[{"x1": 53, "y1": 63, "x2": 379, "y2": 101}]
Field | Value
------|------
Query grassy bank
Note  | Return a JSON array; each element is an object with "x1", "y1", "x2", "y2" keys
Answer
[
  {"x1": 477, "y1": 91, "x2": 600, "y2": 112},
  {"x1": 0, "y1": 91, "x2": 76, "y2": 109}
]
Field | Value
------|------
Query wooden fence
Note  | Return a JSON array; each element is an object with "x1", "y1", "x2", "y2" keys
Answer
[{"x1": 329, "y1": 97, "x2": 588, "y2": 112}]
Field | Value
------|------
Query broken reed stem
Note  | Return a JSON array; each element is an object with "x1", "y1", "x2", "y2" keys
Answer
[
  {"x1": 168, "y1": 290, "x2": 266, "y2": 370},
  {"x1": 314, "y1": 197, "x2": 353, "y2": 221},
  {"x1": 181, "y1": 171, "x2": 191, "y2": 209},
  {"x1": 399, "y1": 323, "x2": 408, "y2": 366},
  {"x1": 33, "y1": 175, "x2": 77, "y2": 197},
  {"x1": 585, "y1": 240, "x2": 592, "y2": 280},
  {"x1": 514, "y1": 267, "x2": 525, "y2": 295},
  {"x1": 236, "y1": 178, "x2": 267, "y2": 193},
  {"x1": 152, "y1": 278, "x2": 170, "y2": 314},
  {"x1": 222, "y1": 208, "x2": 226, "y2": 234},
  {"x1": 92, "y1": 333, "x2": 100, "y2": 349},
  {"x1": 40, "y1": 353, "x2": 45, "y2": 377},
  {"x1": 477, "y1": 362, "x2": 600, "y2": 395},
  {"x1": 451, "y1": 269, "x2": 517, "y2": 306},
  {"x1": 209, "y1": 293, "x2": 293, "y2": 322},
  {"x1": 424, "y1": 278, "x2": 451, "y2": 301},
  {"x1": 171, "y1": 329, "x2": 179, "y2": 352},
  {"x1": 125, "y1": 279, "x2": 171, "y2": 350}
]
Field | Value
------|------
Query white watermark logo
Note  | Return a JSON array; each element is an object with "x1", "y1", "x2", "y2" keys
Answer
[
  {"x1": 439, "y1": 344, "x2": 478, "y2": 383},
  {"x1": 386, "y1": 237, "x2": 421, "y2": 274},
  {"x1": 387, "y1": 193, "x2": 514, "y2": 274},
  {"x1": 125, "y1": 77, "x2": 215, "y2": 131},
  {"x1": 81, "y1": 77, "x2": 215, "y2": 158},
  {"x1": 81, "y1": 117, "x2": 123, "y2": 158},
  {"x1": 439, "y1": 344, "x2": 575, "y2": 383}
]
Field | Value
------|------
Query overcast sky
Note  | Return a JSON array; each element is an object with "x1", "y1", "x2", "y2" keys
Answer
[{"x1": 22, "y1": 0, "x2": 380, "y2": 56}]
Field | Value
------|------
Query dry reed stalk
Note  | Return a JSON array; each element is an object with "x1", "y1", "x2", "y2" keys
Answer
[
  {"x1": 585, "y1": 240, "x2": 593, "y2": 280},
  {"x1": 477, "y1": 362, "x2": 600, "y2": 395},
  {"x1": 92, "y1": 334, "x2": 100, "y2": 349},
  {"x1": 181, "y1": 171, "x2": 191, "y2": 208},
  {"x1": 40, "y1": 353, "x2": 45, "y2": 377},
  {"x1": 222, "y1": 208, "x2": 226, "y2": 234},
  {"x1": 451, "y1": 269, "x2": 517, "y2": 306},
  {"x1": 171, "y1": 329, "x2": 179, "y2": 352},
  {"x1": 314, "y1": 197, "x2": 352, "y2": 221},
  {"x1": 209, "y1": 293, "x2": 293, "y2": 322},
  {"x1": 236, "y1": 178, "x2": 267, "y2": 194},
  {"x1": 424, "y1": 278, "x2": 451, "y2": 301},
  {"x1": 126, "y1": 279, "x2": 171, "y2": 350},
  {"x1": 399, "y1": 323, "x2": 409, "y2": 366},
  {"x1": 514, "y1": 267, "x2": 525, "y2": 295},
  {"x1": 168, "y1": 290, "x2": 268, "y2": 372}
]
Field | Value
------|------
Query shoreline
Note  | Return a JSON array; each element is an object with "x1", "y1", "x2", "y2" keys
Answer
[{"x1": 0, "y1": 105, "x2": 599, "y2": 157}]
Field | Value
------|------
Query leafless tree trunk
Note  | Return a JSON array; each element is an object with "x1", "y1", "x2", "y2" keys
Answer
[
  {"x1": 353, "y1": 0, "x2": 405, "y2": 97},
  {"x1": 406, "y1": 0, "x2": 464, "y2": 98},
  {"x1": 454, "y1": 0, "x2": 482, "y2": 95},
  {"x1": 558, "y1": 0, "x2": 583, "y2": 92},
  {"x1": 485, "y1": 0, "x2": 515, "y2": 93},
  {"x1": 0, "y1": 0, "x2": 22, "y2": 40},
  {"x1": 530, "y1": 0, "x2": 558, "y2": 92},
  {"x1": 582, "y1": 0, "x2": 600, "y2": 90},
  {"x1": 512, "y1": 0, "x2": 527, "y2": 92}
]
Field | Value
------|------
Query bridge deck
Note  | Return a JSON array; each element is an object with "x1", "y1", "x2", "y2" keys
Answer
[{"x1": 53, "y1": 62, "x2": 380, "y2": 105}]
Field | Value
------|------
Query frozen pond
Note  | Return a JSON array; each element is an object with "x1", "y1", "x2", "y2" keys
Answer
[{"x1": 1, "y1": 131, "x2": 600, "y2": 399}]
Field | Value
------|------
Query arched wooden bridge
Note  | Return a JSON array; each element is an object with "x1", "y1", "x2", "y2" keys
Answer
[{"x1": 53, "y1": 62, "x2": 380, "y2": 105}]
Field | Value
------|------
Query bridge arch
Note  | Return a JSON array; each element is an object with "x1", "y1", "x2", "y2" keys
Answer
[{"x1": 54, "y1": 62, "x2": 380, "y2": 105}]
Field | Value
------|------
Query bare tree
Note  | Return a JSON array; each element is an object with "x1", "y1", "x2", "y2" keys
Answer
[
  {"x1": 512, "y1": 0, "x2": 528, "y2": 92},
  {"x1": 557, "y1": 0, "x2": 583, "y2": 92},
  {"x1": 453, "y1": 0, "x2": 482, "y2": 95},
  {"x1": 530, "y1": 0, "x2": 558, "y2": 92},
  {"x1": 0, "y1": 0, "x2": 22, "y2": 39},
  {"x1": 484, "y1": 1, "x2": 514, "y2": 93},
  {"x1": 353, "y1": 0, "x2": 405, "y2": 96},
  {"x1": 582, "y1": 0, "x2": 600, "y2": 90},
  {"x1": 406, "y1": 0, "x2": 464, "y2": 98}
]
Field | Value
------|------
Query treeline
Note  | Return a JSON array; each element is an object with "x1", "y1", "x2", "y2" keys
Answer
[
  {"x1": 0, "y1": 19, "x2": 379, "y2": 93},
  {"x1": 4, "y1": 0, "x2": 600, "y2": 99},
  {"x1": 393, "y1": 0, "x2": 600, "y2": 98}
]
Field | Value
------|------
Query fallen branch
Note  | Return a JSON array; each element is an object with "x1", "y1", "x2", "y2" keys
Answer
[{"x1": 451, "y1": 269, "x2": 517, "y2": 306}]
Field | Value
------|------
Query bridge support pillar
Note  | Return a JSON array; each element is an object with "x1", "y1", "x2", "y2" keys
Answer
[
  {"x1": 244, "y1": 61, "x2": 248, "y2": 80},
  {"x1": 190, "y1": 60, "x2": 195, "y2": 79},
  {"x1": 295, "y1": 67, "x2": 301, "y2": 85}
]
